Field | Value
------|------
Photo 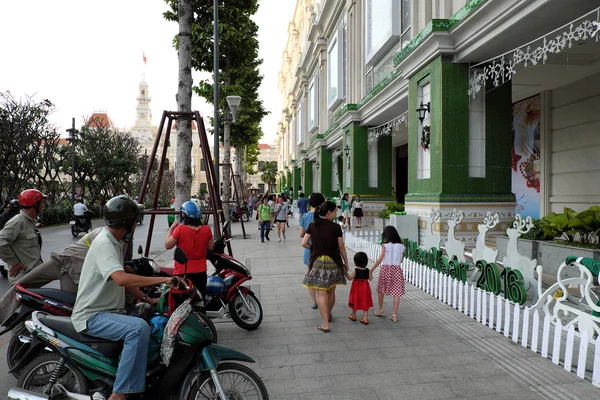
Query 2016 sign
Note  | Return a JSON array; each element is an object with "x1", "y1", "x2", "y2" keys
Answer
[
  {"x1": 402, "y1": 237, "x2": 526, "y2": 304},
  {"x1": 475, "y1": 261, "x2": 526, "y2": 305}
]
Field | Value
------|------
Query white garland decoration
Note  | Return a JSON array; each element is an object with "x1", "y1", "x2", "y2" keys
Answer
[
  {"x1": 468, "y1": 9, "x2": 600, "y2": 98},
  {"x1": 367, "y1": 111, "x2": 408, "y2": 147}
]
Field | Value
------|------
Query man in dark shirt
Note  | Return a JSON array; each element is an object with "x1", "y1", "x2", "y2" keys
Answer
[{"x1": 0, "y1": 199, "x2": 20, "y2": 230}]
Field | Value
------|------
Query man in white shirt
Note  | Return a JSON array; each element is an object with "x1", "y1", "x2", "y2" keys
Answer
[{"x1": 73, "y1": 197, "x2": 91, "y2": 229}]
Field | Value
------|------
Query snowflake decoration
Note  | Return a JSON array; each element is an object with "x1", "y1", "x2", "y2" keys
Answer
[{"x1": 468, "y1": 11, "x2": 600, "y2": 96}]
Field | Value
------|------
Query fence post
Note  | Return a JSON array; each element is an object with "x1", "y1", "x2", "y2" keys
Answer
[
  {"x1": 470, "y1": 285, "x2": 475, "y2": 318},
  {"x1": 503, "y1": 299, "x2": 511, "y2": 337},
  {"x1": 488, "y1": 292, "x2": 495, "y2": 329},
  {"x1": 453, "y1": 279, "x2": 458, "y2": 309},
  {"x1": 541, "y1": 314, "x2": 551, "y2": 358},
  {"x1": 521, "y1": 307, "x2": 530, "y2": 348},
  {"x1": 458, "y1": 281, "x2": 463, "y2": 312},
  {"x1": 552, "y1": 319, "x2": 563, "y2": 365},
  {"x1": 564, "y1": 325, "x2": 575, "y2": 372},
  {"x1": 576, "y1": 330, "x2": 589, "y2": 380},
  {"x1": 512, "y1": 303, "x2": 520, "y2": 343},
  {"x1": 463, "y1": 282, "x2": 469, "y2": 316},
  {"x1": 481, "y1": 289, "x2": 487, "y2": 325},
  {"x1": 495, "y1": 295, "x2": 503, "y2": 333},
  {"x1": 531, "y1": 310, "x2": 540, "y2": 353},
  {"x1": 591, "y1": 335, "x2": 600, "y2": 387}
]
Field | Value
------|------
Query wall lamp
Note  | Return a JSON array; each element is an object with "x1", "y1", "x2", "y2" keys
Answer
[
  {"x1": 344, "y1": 144, "x2": 350, "y2": 157},
  {"x1": 416, "y1": 101, "x2": 431, "y2": 150},
  {"x1": 315, "y1": 161, "x2": 320, "y2": 171}
]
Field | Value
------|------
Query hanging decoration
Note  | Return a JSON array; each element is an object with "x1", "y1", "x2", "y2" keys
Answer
[
  {"x1": 468, "y1": 9, "x2": 600, "y2": 98},
  {"x1": 367, "y1": 111, "x2": 408, "y2": 147}
]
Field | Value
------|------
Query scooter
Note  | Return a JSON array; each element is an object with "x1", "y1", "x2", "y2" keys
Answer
[
  {"x1": 69, "y1": 211, "x2": 93, "y2": 237},
  {"x1": 8, "y1": 250, "x2": 268, "y2": 400},
  {"x1": 2, "y1": 249, "x2": 218, "y2": 377},
  {"x1": 160, "y1": 221, "x2": 263, "y2": 330}
]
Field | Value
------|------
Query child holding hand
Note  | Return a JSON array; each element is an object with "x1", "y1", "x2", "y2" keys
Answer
[
  {"x1": 347, "y1": 252, "x2": 373, "y2": 324},
  {"x1": 370, "y1": 226, "x2": 406, "y2": 323}
]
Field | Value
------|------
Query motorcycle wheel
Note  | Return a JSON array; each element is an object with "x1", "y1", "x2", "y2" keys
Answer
[
  {"x1": 7, "y1": 323, "x2": 30, "y2": 377},
  {"x1": 228, "y1": 292, "x2": 263, "y2": 331},
  {"x1": 17, "y1": 353, "x2": 88, "y2": 395},
  {"x1": 194, "y1": 311, "x2": 218, "y2": 344},
  {"x1": 71, "y1": 224, "x2": 79, "y2": 237},
  {"x1": 183, "y1": 362, "x2": 268, "y2": 400}
]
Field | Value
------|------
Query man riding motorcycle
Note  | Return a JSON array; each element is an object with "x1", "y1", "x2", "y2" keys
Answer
[
  {"x1": 73, "y1": 197, "x2": 92, "y2": 230},
  {"x1": 0, "y1": 189, "x2": 47, "y2": 284},
  {"x1": 0, "y1": 199, "x2": 20, "y2": 230},
  {"x1": 71, "y1": 195, "x2": 177, "y2": 400}
]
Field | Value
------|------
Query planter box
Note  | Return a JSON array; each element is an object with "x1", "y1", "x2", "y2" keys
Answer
[{"x1": 496, "y1": 236, "x2": 600, "y2": 277}]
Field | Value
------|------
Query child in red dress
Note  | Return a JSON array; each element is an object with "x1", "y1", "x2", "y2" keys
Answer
[{"x1": 347, "y1": 252, "x2": 373, "y2": 324}]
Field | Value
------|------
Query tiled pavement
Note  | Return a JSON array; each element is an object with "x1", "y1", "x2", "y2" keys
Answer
[{"x1": 1, "y1": 218, "x2": 599, "y2": 399}]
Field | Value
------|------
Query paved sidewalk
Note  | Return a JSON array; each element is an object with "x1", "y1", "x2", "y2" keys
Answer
[{"x1": 2, "y1": 218, "x2": 599, "y2": 399}]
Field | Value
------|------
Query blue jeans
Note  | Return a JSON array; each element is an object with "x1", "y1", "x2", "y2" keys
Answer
[
  {"x1": 260, "y1": 221, "x2": 270, "y2": 241},
  {"x1": 86, "y1": 312, "x2": 150, "y2": 394}
]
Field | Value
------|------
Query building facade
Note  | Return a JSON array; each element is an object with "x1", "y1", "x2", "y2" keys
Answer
[{"x1": 276, "y1": 0, "x2": 600, "y2": 245}]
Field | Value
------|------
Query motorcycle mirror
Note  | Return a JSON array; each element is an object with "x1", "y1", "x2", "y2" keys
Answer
[
  {"x1": 137, "y1": 245, "x2": 143, "y2": 255},
  {"x1": 174, "y1": 248, "x2": 188, "y2": 265}
]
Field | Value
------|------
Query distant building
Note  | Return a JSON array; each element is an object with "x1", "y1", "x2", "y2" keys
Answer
[{"x1": 247, "y1": 143, "x2": 278, "y2": 194}]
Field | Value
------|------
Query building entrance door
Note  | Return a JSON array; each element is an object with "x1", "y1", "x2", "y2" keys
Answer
[{"x1": 395, "y1": 144, "x2": 408, "y2": 203}]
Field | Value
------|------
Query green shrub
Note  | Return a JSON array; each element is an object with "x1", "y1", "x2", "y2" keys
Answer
[
  {"x1": 378, "y1": 202, "x2": 405, "y2": 219},
  {"x1": 538, "y1": 206, "x2": 600, "y2": 247}
]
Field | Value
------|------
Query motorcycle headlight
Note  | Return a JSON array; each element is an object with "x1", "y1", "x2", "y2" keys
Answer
[{"x1": 15, "y1": 293, "x2": 23, "y2": 303}]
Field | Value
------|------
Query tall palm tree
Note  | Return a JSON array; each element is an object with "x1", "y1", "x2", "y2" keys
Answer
[{"x1": 259, "y1": 161, "x2": 278, "y2": 193}]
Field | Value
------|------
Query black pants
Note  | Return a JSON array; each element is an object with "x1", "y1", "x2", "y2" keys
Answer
[{"x1": 176, "y1": 272, "x2": 207, "y2": 300}]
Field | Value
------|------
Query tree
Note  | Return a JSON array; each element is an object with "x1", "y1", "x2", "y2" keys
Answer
[
  {"x1": 61, "y1": 124, "x2": 140, "y2": 205},
  {"x1": 164, "y1": 0, "x2": 268, "y2": 217},
  {"x1": 259, "y1": 161, "x2": 277, "y2": 194},
  {"x1": 0, "y1": 91, "x2": 63, "y2": 205}
]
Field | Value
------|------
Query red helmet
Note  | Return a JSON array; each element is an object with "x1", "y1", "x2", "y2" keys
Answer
[{"x1": 18, "y1": 189, "x2": 48, "y2": 208}]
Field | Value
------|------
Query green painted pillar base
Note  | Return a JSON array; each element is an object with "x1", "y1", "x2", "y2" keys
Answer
[
  {"x1": 302, "y1": 160, "x2": 313, "y2": 195},
  {"x1": 318, "y1": 148, "x2": 334, "y2": 198}
]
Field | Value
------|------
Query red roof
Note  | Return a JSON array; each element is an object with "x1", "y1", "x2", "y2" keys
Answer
[
  {"x1": 258, "y1": 143, "x2": 272, "y2": 150},
  {"x1": 86, "y1": 113, "x2": 112, "y2": 129}
]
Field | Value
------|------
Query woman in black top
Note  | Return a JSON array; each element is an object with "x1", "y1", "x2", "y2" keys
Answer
[{"x1": 301, "y1": 201, "x2": 349, "y2": 333}]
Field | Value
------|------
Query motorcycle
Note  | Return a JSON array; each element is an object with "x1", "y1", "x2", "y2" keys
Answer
[
  {"x1": 69, "y1": 211, "x2": 93, "y2": 237},
  {"x1": 137, "y1": 203, "x2": 145, "y2": 225},
  {"x1": 8, "y1": 249, "x2": 268, "y2": 400},
  {"x1": 160, "y1": 221, "x2": 263, "y2": 331},
  {"x1": 1, "y1": 248, "x2": 218, "y2": 377},
  {"x1": 230, "y1": 203, "x2": 249, "y2": 223}
]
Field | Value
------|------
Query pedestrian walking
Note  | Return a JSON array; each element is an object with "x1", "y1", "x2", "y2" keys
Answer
[
  {"x1": 302, "y1": 200, "x2": 349, "y2": 333},
  {"x1": 258, "y1": 197, "x2": 272, "y2": 243},
  {"x1": 299, "y1": 192, "x2": 325, "y2": 309},
  {"x1": 370, "y1": 226, "x2": 406, "y2": 323},
  {"x1": 347, "y1": 251, "x2": 373, "y2": 325},
  {"x1": 297, "y1": 192, "x2": 308, "y2": 222},
  {"x1": 353, "y1": 194, "x2": 364, "y2": 228},
  {"x1": 340, "y1": 193, "x2": 352, "y2": 232},
  {"x1": 247, "y1": 194, "x2": 256, "y2": 219},
  {"x1": 273, "y1": 197, "x2": 288, "y2": 242}
]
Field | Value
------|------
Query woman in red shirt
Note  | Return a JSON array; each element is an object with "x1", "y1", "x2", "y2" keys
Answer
[{"x1": 165, "y1": 201, "x2": 214, "y2": 298}]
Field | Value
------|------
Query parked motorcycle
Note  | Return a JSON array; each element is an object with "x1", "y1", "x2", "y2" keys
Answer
[
  {"x1": 230, "y1": 203, "x2": 249, "y2": 222},
  {"x1": 69, "y1": 211, "x2": 93, "y2": 237},
  {"x1": 2, "y1": 249, "x2": 218, "y2": 377},
  {"x1": 160, "y1": 221, "x2": 263, "y2": 330},
  {"x1": 8, "y1": 250, "x2": 268, "y2": 400}
]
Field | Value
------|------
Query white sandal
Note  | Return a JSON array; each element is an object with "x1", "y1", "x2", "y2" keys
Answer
[{"x1": 374, "y1": 309, "x2": 385, "y2": 317}]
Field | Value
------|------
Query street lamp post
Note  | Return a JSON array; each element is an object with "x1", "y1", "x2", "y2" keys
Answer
[
  {"x1": 66, "y1": 118, "x2": 77, "y2": 201},
  {"x1": 222, "y1": 96, "x2": 242, "y2": 224},
  {"x1": 213, "y1": 0, "x2": 220, "y2": 192}
]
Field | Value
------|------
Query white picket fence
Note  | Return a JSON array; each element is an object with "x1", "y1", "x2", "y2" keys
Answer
[{"x1": 344, "y1": 230, "x2": 600, "y2": 388}]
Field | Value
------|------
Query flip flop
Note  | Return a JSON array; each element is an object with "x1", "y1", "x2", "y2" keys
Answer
[
  {"x1": 360, "y1": 317, "x2": 369, "y2": 325},
  {"x1": 348, "y1": 314, "x2": 357, "y2": 321},
  {"x1": 374, "y1": 309, "x2": 385, "y2": 317},
  {"x1": 389, "y1": 314, "x2": 398, "y2": 323},
  {"x1": 317, "y1": 325, "x2": 330, "y2": 333},
  {"x1": 311, "y1": 303, "x2": 318, "y2": 309}
]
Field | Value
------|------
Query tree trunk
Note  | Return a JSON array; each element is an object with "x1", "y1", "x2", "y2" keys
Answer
[
  {"x1": 175, "y1": 0, "x2": 194, "y2": 209},
  {"x1": 234, "y1": 146, "x2": 244, "y2": 201}
]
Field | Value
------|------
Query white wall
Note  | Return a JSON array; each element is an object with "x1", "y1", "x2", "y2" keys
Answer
[{"x1": 549, "y1": 72, "x2": 600, "y2": 212}]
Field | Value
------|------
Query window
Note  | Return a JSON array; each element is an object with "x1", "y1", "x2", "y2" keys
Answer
[
  {"x1": 258, "y1": 161, "x2": 265, "y2": 171},
  {"x1": 365, "y1": 0, "x2": 409, "y2": 65},
  {"x1": 328, "y1": 22, "x2": 345, "y2": 109},
  {"x1": 308, "y1": 75, "x2": 319, "y2": 132},
  {"x1": 469, "y1": 78, "x2": 486, "y2": 178},
  {"x1": 417, "y1": 81, "x2": 431, "y2": 179},
  {"x1": 200, "y1": 159, "x2": 205, "y2": 171},
  {"x1": 296, "y1": 104, "x2": 303, "y2": 144}
]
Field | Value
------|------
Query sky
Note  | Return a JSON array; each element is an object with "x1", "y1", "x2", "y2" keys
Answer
[{"x1": 0, "y1": 0, "x2": 296, "y2": 145}]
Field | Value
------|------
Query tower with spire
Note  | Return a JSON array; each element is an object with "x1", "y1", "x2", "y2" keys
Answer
[{"x1": 133, "y1": 74, "x2": 153, "y2": 140}]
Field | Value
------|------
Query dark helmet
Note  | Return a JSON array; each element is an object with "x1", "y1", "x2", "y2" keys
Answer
[
  {"x1": 76, "y1": 197, "x2": 84, "y2": 203},
  {"x1": 19, "y1": 189, "x2": 48, "y2": 208},
  {"x1": 8, "y1": 199, "x2": 20, "y2": 209},
  {"x1": 103, "y1": 195, "x2": 139, "y2": 229}
]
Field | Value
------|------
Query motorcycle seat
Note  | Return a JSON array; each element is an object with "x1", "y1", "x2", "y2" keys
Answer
[
  {"x1": 29, "y1": 289, "x2": 77, "y2": 305},
  {"x1": 38, "y1": 314, "x2": 123, "y2": 359}
]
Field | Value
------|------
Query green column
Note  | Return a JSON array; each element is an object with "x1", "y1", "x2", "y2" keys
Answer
[
  {"x1": 293, "y1": 167, "x2": 301, "y2": 194},
  {"x1": 302, "y1": 159, "x2": 313, "y2": 195},
  {"x1": 347, "y1": 123, "x2": 393, "y2": 199},
  {"x1": 406, "y1": 56, "x2": 514, "y2": 203},
  {"x1": 319, "y1": 148, "x2": 335, "y2": 198}
]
